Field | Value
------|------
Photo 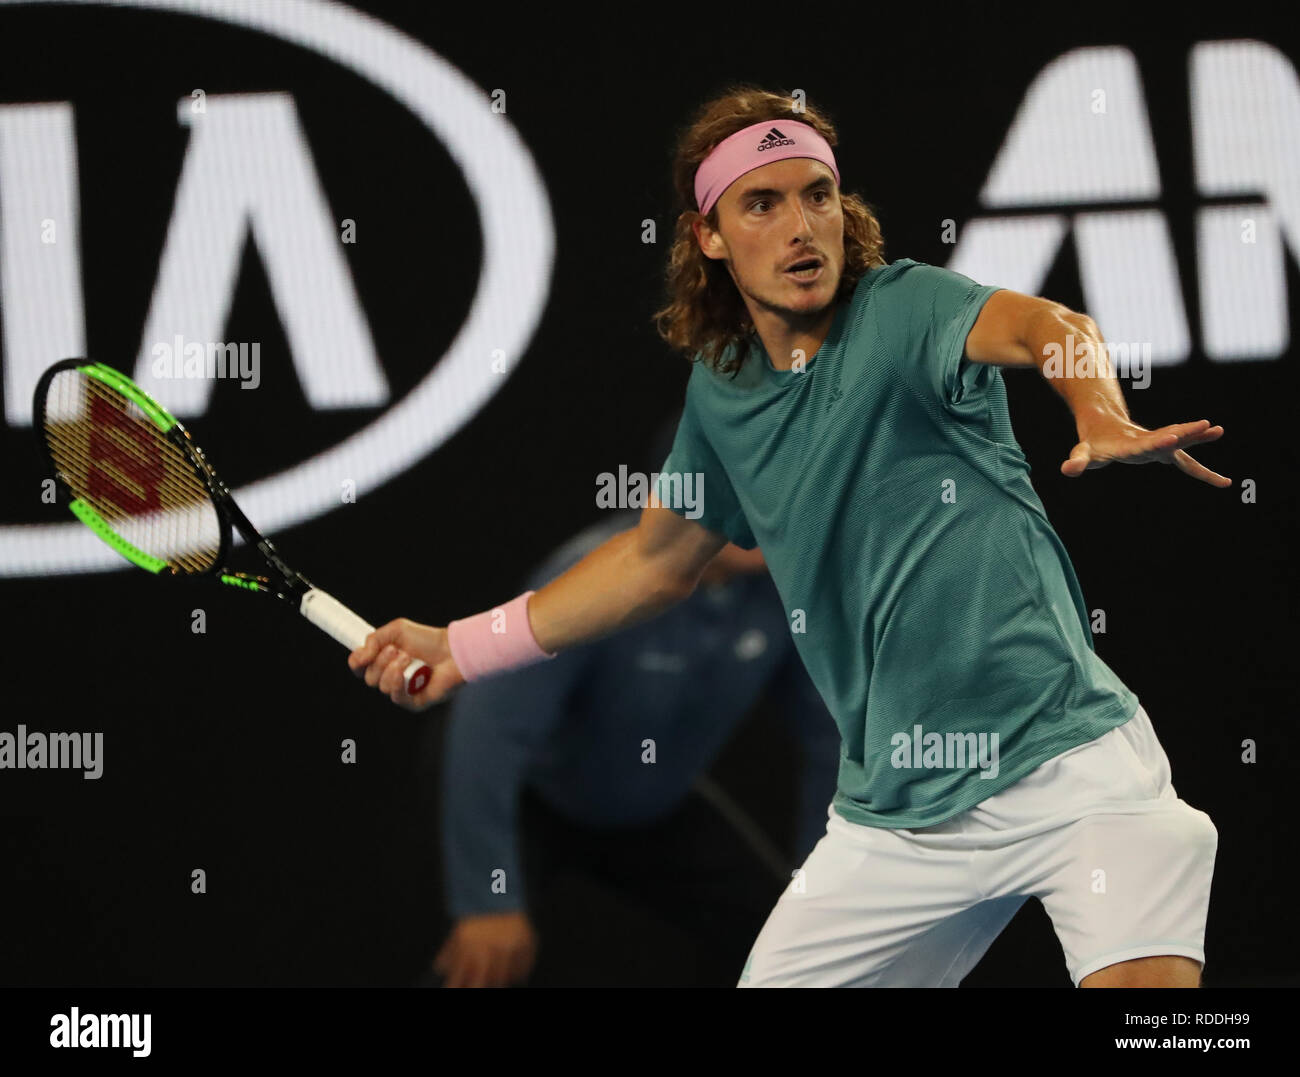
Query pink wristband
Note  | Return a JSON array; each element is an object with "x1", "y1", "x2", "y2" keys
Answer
[{"x1": 446, "y1": 590, "x2": 556, "y2": 682}]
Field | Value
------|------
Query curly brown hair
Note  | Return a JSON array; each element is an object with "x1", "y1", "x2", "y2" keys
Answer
[{"x1": 652, "y1": 85, "x2": 887, "y2": 377}]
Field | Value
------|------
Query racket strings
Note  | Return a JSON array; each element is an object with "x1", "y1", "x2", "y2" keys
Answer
[{"x1": 43, "y1": 370, "x2": 222, "y2": 573}]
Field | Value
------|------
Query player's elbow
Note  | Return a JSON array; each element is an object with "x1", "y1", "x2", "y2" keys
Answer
[{"x1": 632, "y1": 505, "x2": 729, "y2": 601}]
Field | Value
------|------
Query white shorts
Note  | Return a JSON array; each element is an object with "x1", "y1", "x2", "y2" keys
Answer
[{"x1": 738, "y1": 704, "x2": 1218, "y2": 987}]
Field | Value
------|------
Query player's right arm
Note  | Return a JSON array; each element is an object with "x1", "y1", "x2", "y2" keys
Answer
[
  {"x1": 527, "y1": 504, "x2": 728, "y2": 654},
  {"x1": 348, "y1": 505, "x2": 728, "y2": 708}
]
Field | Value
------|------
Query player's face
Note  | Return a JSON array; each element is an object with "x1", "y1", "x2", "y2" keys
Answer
[{"x1": 703, "y1": 158, "x2": 844, "y2": 320}]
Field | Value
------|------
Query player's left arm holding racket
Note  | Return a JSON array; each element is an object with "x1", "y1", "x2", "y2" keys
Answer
[{"x1": 350, "y1": 503, "x2": 728, "y2": 708}]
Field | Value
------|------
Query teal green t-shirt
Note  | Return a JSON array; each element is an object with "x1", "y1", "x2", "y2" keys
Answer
[{"x1": 655, "y1": 258, "x2": 1139, "y2": 829}]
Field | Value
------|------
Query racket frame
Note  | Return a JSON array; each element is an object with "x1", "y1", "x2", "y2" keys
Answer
[{"x1": 33, "y1": 358, "x2": 431, "y2": 694}]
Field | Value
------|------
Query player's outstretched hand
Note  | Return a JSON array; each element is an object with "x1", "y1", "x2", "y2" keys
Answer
[
  {"x1": 348, "y1": 618, "x2": 465, "y2": 711},
  {"x1": 1062, "y1": 417, "x2": 1230, "y2": 487}
]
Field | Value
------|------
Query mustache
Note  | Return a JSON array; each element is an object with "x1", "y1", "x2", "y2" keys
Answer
[{"x1": 780, "y1": 253, "x2": 827, "y2": 270}]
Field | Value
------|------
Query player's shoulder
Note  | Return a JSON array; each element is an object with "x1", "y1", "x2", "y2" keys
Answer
[
  {"x1": 857, "y1": 257, "x2": 946, "y2": 297},
  {"x1": 861, "y1": 258, "x2": 991, "y2": 300},
  {"x1": 850, "y1": 259, "x2": 996, "y2": 331},
  {"x1": 838, "y1": 257, "x2": 917, "y2": 321}
]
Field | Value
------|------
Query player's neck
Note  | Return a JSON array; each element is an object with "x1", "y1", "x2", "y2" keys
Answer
[{"x1": 749, "y1": 301, "x2": 839, "y2": 372}]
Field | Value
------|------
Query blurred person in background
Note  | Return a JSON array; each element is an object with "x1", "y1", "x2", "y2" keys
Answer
[{"x1": 420, "y1": 412, "x2": 839, "y2": 987}]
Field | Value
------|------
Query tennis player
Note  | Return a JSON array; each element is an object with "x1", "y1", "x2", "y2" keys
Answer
[{"x1": 351, "y1": 86, "x2": 1227, "y2": 988}]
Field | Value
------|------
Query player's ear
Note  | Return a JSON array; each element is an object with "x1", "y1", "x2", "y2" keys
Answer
[{"x1": 692, "y1": 213, "x2": 726, "y2": 260}]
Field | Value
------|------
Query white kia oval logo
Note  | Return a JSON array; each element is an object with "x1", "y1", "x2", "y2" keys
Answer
[{"x1": 0, "y1": 0, "x2": 554, "y2": 576}]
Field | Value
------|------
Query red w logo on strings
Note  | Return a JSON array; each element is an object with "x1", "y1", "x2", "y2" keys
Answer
[{"x1": 86, "y1": 394, "x2": 164, "y2": 514}]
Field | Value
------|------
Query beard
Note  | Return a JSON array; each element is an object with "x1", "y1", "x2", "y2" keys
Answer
[{"x1": 729, "y1": 259, "x2": 839, "y2": 329}]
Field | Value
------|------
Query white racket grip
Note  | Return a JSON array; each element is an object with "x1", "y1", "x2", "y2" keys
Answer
[{"x1": 300, "y1": 588, "x2": 431, "y2": 696}]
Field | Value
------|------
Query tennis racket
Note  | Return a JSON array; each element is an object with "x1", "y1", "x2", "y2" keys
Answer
[{"x1": 33, "y1": 357, "x2": 431, "y2": 696}]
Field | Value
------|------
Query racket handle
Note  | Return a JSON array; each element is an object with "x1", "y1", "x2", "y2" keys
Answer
[{"x1": 300, "y1": 588, "x2": 432, "y2": 696}]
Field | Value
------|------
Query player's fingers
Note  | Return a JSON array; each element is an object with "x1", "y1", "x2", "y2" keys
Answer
[
  {"x1": 378, "y1": 650, "x2": 412, "y2": 695},
  {"x1": 1061, "y1": 441, "x2": 1091, "y2": 477},
  {"x1": 1170, "y1": 448, "x2": 1231, "y2": 487},
  {"x1": 391, "y1": 685, "x2": 427, "y2": 711},
  {"x1": 362, "y1": 644, "x2": 395, "y2": 687},
  {"x1": 406, "y1": 663, "x2": 459, "y2": 708},
  {"x1": 377, "y1": 652, "x2": 395, "y2": 691},
  {"x1": 347, "y1": 638, "x2": 375, "y2": 673},
  {"x1": 1170, "y1": 423, "x2": 1224, "y2": 448},
  {"x1": 1153, "y1": 419, "x2": 1212, "y2": 442},
  {"x1": 350, "y1": 622, "x2": 402, "y2": 671},
  {"x1": 1141, "y1": 421, "x2": 1223, "y2": 458},
  {"x1": 350, "y1": 627, "x2": 391, "y2": 673},
  {"x1": 364, "y1": 644, "x2": 397, "y2": 688},
  {"x1": 1144, "y1": 430, "x2": 1182, "y2": 452}
]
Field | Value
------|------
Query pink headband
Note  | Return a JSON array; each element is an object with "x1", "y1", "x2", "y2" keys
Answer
[{"x1": 694, "y1": 119, "x2": 840, "y2": 216}]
